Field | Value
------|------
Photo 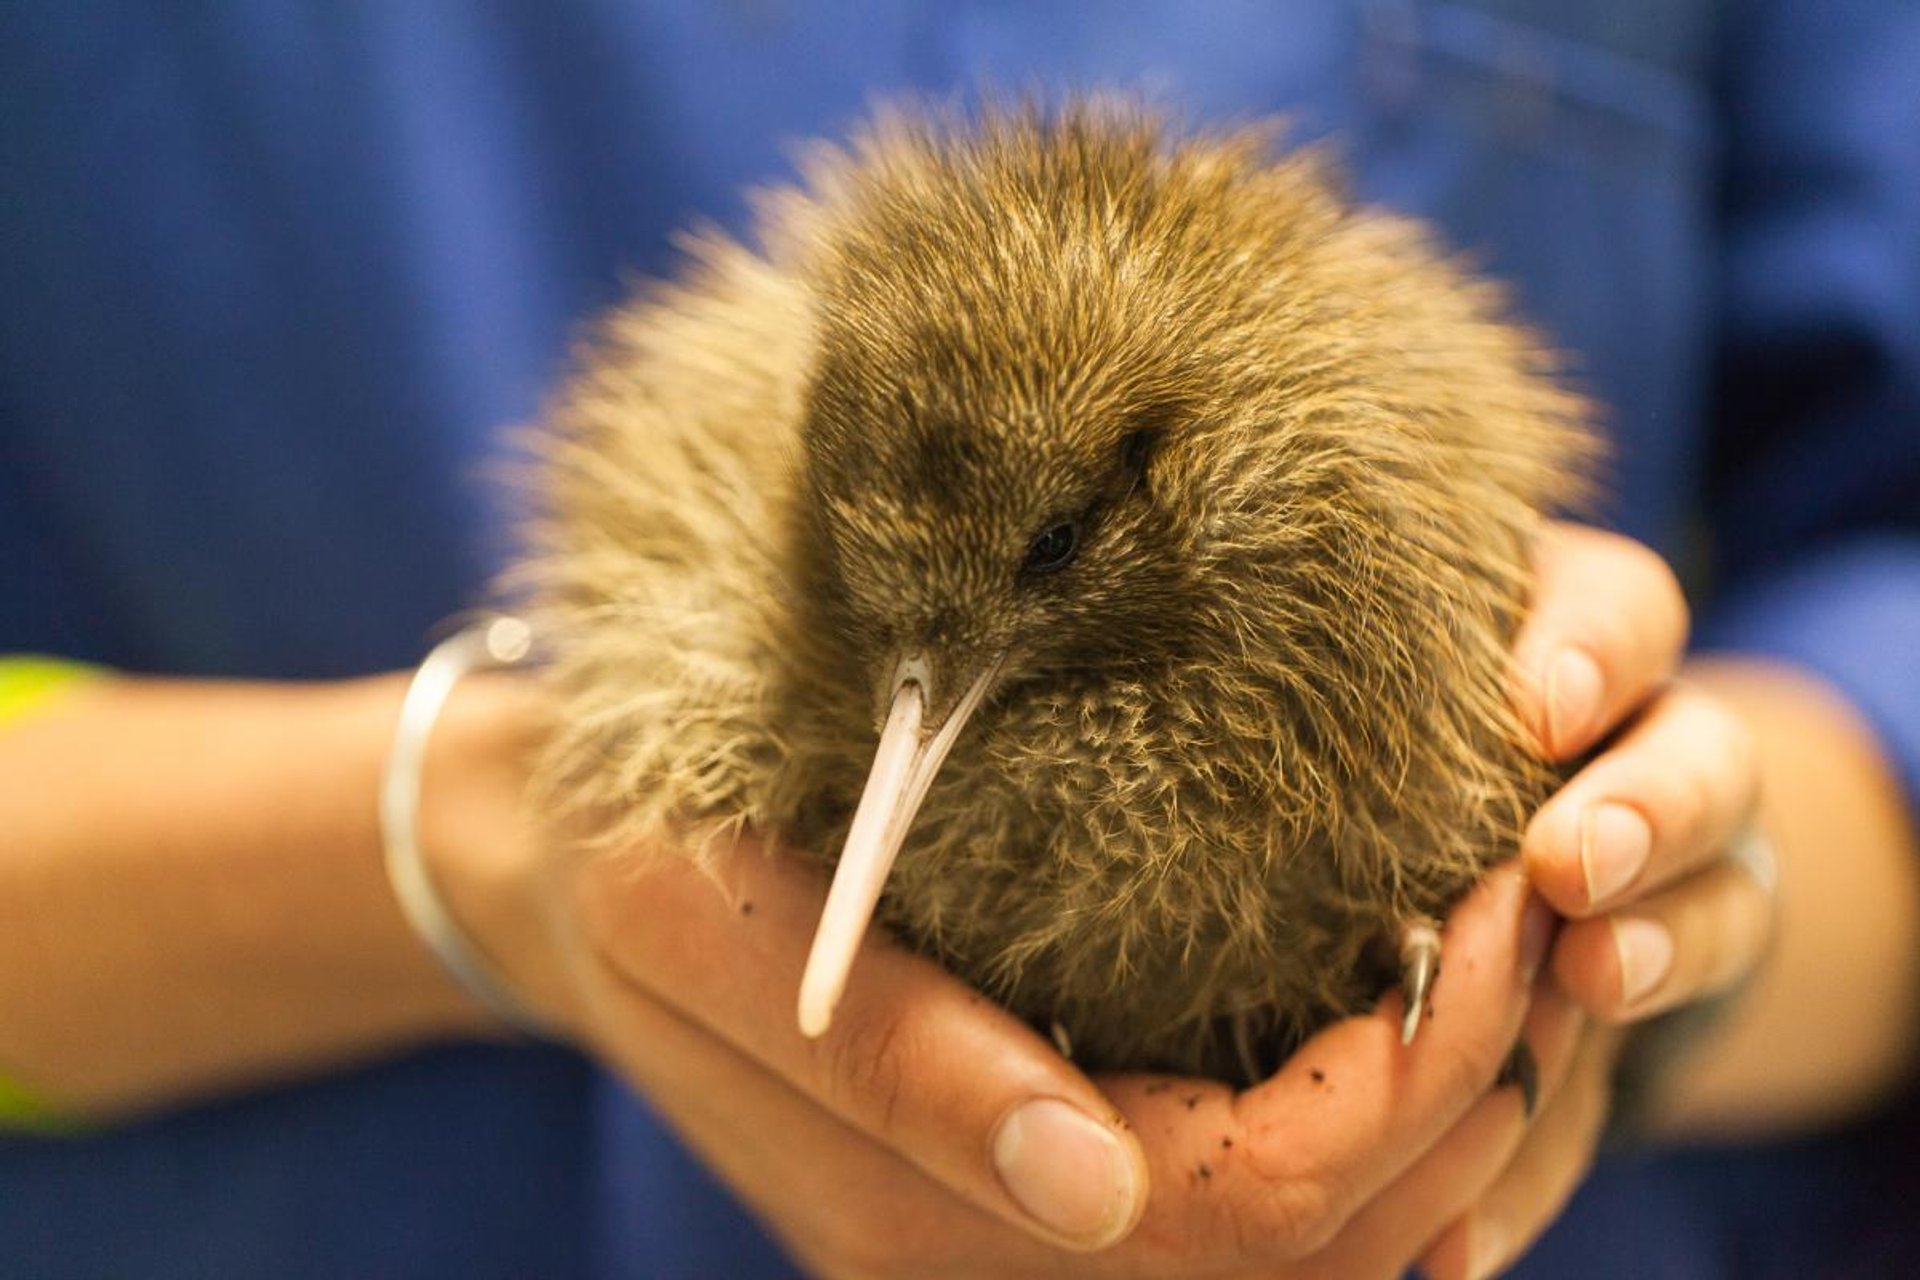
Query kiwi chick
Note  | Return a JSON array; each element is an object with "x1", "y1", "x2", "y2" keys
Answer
[{"x1": 517, "y1": 102, "x2": 1593, "y2": 1084}]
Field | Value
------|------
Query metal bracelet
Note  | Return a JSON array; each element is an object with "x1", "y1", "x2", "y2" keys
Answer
[{"x1": 379, "y1": 615, "x2": 554, "y2": 1038}]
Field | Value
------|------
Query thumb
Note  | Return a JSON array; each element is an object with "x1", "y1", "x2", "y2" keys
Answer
[{"x1": 570, "y1": 837, "x2": 1150, "y2": 1251}]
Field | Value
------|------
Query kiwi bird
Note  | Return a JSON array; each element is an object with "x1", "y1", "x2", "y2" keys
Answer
[{"x1": 518, "y1": 103, "x2": 1592, "y2": 1084}]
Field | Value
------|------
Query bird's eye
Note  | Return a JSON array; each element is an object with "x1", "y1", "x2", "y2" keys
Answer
[{"x1": 1022, "y1": 521, "x2": 1081, "y2": 576}]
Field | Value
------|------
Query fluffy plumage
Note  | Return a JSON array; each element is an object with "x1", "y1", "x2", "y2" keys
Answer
[{"x1": 516, "y1": 103, "x2": 1595, "y2": 1081}]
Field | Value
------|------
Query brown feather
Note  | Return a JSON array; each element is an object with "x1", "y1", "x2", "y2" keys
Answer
[{"x1": 512, "y1": 101, "x2": 1598, "y2": 1081}]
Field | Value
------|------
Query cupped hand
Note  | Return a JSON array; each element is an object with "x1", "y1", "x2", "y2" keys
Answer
[
  {"x1": 426, "y1": 523, "x2": 1748, "y2": 1279},
  {"x1": 1418, "y1": 523, "x2": 1777, "y2": 1279},
  {"x1": 544, "y1": 839, "x2": 1575, "y2": 1278},
  {"x1": 423, "y1": 580, "x2": 1594, "y2": 1277}
]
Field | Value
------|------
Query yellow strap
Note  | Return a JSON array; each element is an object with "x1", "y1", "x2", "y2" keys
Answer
[
  {"x1": 0, "y1": 1072, "x2": 86, "y2": 1136},
  {"x1": 0, "y1": 656, "x2": 105, "y2": 723},
  {"x1": 0, "y1": 656, "x2": 104, "y2": 1134}
]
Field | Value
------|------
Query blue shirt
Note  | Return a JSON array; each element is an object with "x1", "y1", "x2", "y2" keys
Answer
[{"x1": 3, "y1": 3, "x2": 1916, "y2": 1276}]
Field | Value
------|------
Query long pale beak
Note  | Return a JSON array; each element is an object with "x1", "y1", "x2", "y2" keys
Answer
[{"x1": 797, "y1": 657, "x2": 999, "y2": 1038}]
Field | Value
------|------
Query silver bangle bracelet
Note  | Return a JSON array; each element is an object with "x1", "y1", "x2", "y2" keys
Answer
[{"x1": 379, "y1": 615, "x2": 555, "y2": 1038}]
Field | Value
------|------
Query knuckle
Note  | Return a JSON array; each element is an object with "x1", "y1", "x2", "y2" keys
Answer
[
  {"x1": 1598, "y1": 528, "x2": 1675, "y2": 589},
  {"x1": 1247, "y1": 1169, "x2": 1345, "y2": 1259},
  {"x1": 1568, "y1": 534, "x2": 1689, "y2": 662},
  {"x1": 1665, "y1": 693, "x2": 1761, "y2": 837},
  {"x1": 1664, "y1": 759, "x2": 1715, "y2": 852},
  {"x1": 1704, "y1": 701, "x2": 1761, "y2": 804},
  {"x1": 1627, "y1": 540, "x2": 1690, "y2": 634},
  {"x1": 1577, "y1": 610, "x2": 1638, "y2": 671},
  {"x1": 1676, "y1": 685, "x2": 1752, "y2": 756},
  {"x1": 820, "y1": 1005, "x2": 914, "y2": 1136}
]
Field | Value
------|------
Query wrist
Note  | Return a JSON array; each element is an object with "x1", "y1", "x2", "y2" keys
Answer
[
  {"x1": 1641, "y1": 660, "x2": 1920, "y2": 1136},
  {"x1": 414, "y1": 671, "x2": 584, "y2": 1042}
]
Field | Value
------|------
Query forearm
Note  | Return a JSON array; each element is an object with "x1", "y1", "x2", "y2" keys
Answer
[
  {"x1": 0, "y1": 673, "x2": 503, "y2": 1117},
  {"x1": 1644, "y1": 658, "x2": 1920, "y2": 1139}
]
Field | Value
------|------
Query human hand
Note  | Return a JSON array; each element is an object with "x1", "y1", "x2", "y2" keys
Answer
[
  {"x1": 424, "y1": 637, "x2": 1605, "y2": 1274},
  {"x1": 423, "y1": 678, "x2": 1584, "y2": 1277},
  {"x1": 1417, "y1": 523, "x2": 1776, "y2": 1278},
  {"x1": 412, "y1": 533, "x2": 1689, "y2": 1280},
  {"x1": 550, "y1": 843, "x2": 1577, "y2": 1278}
]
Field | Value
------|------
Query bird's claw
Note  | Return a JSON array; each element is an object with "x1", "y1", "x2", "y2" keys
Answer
[
  {"x1": 1398, "y1": 920, "x2": 1442, "y2": 1045},
  {"x1": 1498, "y1": 1040, "x2": 1541, "y2": 1118}
]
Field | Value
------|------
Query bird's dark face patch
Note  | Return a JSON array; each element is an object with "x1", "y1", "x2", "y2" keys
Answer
[
  {"x1": 892, "y1": 400, "x2": 994, "y2": 513},
  {"x1": 787, "y1": 106, "x2": 1306, "y2": 725},
  {"x1": 801, "y1": 314, "x2": 1200, "y2": 725}
]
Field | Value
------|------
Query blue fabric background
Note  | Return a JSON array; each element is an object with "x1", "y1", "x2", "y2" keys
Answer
[{"x1": 2, "y1": 2, "x2": 1915, "y2": 1275}]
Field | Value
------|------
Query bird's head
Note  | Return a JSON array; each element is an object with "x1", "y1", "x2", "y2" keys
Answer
[
  {"x1": 787, "y1": 109, "x2": 1251, "y2": 1034},
  {"x1": 803, "y1": 348, "x2": 1193, "y2": 729}
]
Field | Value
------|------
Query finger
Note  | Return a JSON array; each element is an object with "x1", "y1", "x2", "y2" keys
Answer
[
  {"x1": 1523, "y1": 683, "x2": 1759, "y2": 918},
  {"x1": 1511, "y1": 524, "x2": 1689, "y2": 760},
  {"x1": 581, "y1": 944, "x2": 1068, "y2": 1280},
  {"x1": 571, "y1": 840, "x2": 1148, "y2": 1251},
  {"x1": 1101, "y1": 871, "x2": 1553, "y2": 1261},
  {"x1": 1333, "y1": 984, "x2": 1587, "y2": 1279},
  {"x1": 1552, "y1": 855, "x2": 1775, "y2": 1022},
  {"x1": 1417, "y1": 1027, "x2": 1620, "y2": 1280},
  {"x1": 583, "y1": 873, "x2": 1575, "y2": 1280}
]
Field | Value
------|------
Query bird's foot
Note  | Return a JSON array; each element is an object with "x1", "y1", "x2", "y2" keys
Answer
[
  {"x1": 1398, "y1": 920, "x2": 1442, "y2": 1045},
  {"x1": 1498, "y1": 1040, "x2": 1540, "y2": 1118}
]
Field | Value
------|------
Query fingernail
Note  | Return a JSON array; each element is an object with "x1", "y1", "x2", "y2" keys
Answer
[
  {"x1": 1467, "y1": 1217, "x2": 1510, "y2": 1280},
  {"x1": 1581, "y1": 803, "x2": 1652, "y2": 908},
  {"x1": 1519, "y1": 892, "x2": 1556, "y2": 984},
  {"x1": 1544, "y1": 647, "x2": 1603, "y2": 755},
  {"x1": 1612, "y1": 917, "x2": 1675, "y2": 1009},
  {"x1": 992, "y1": 1098, "x2": 1143, "y2": 1248}
]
